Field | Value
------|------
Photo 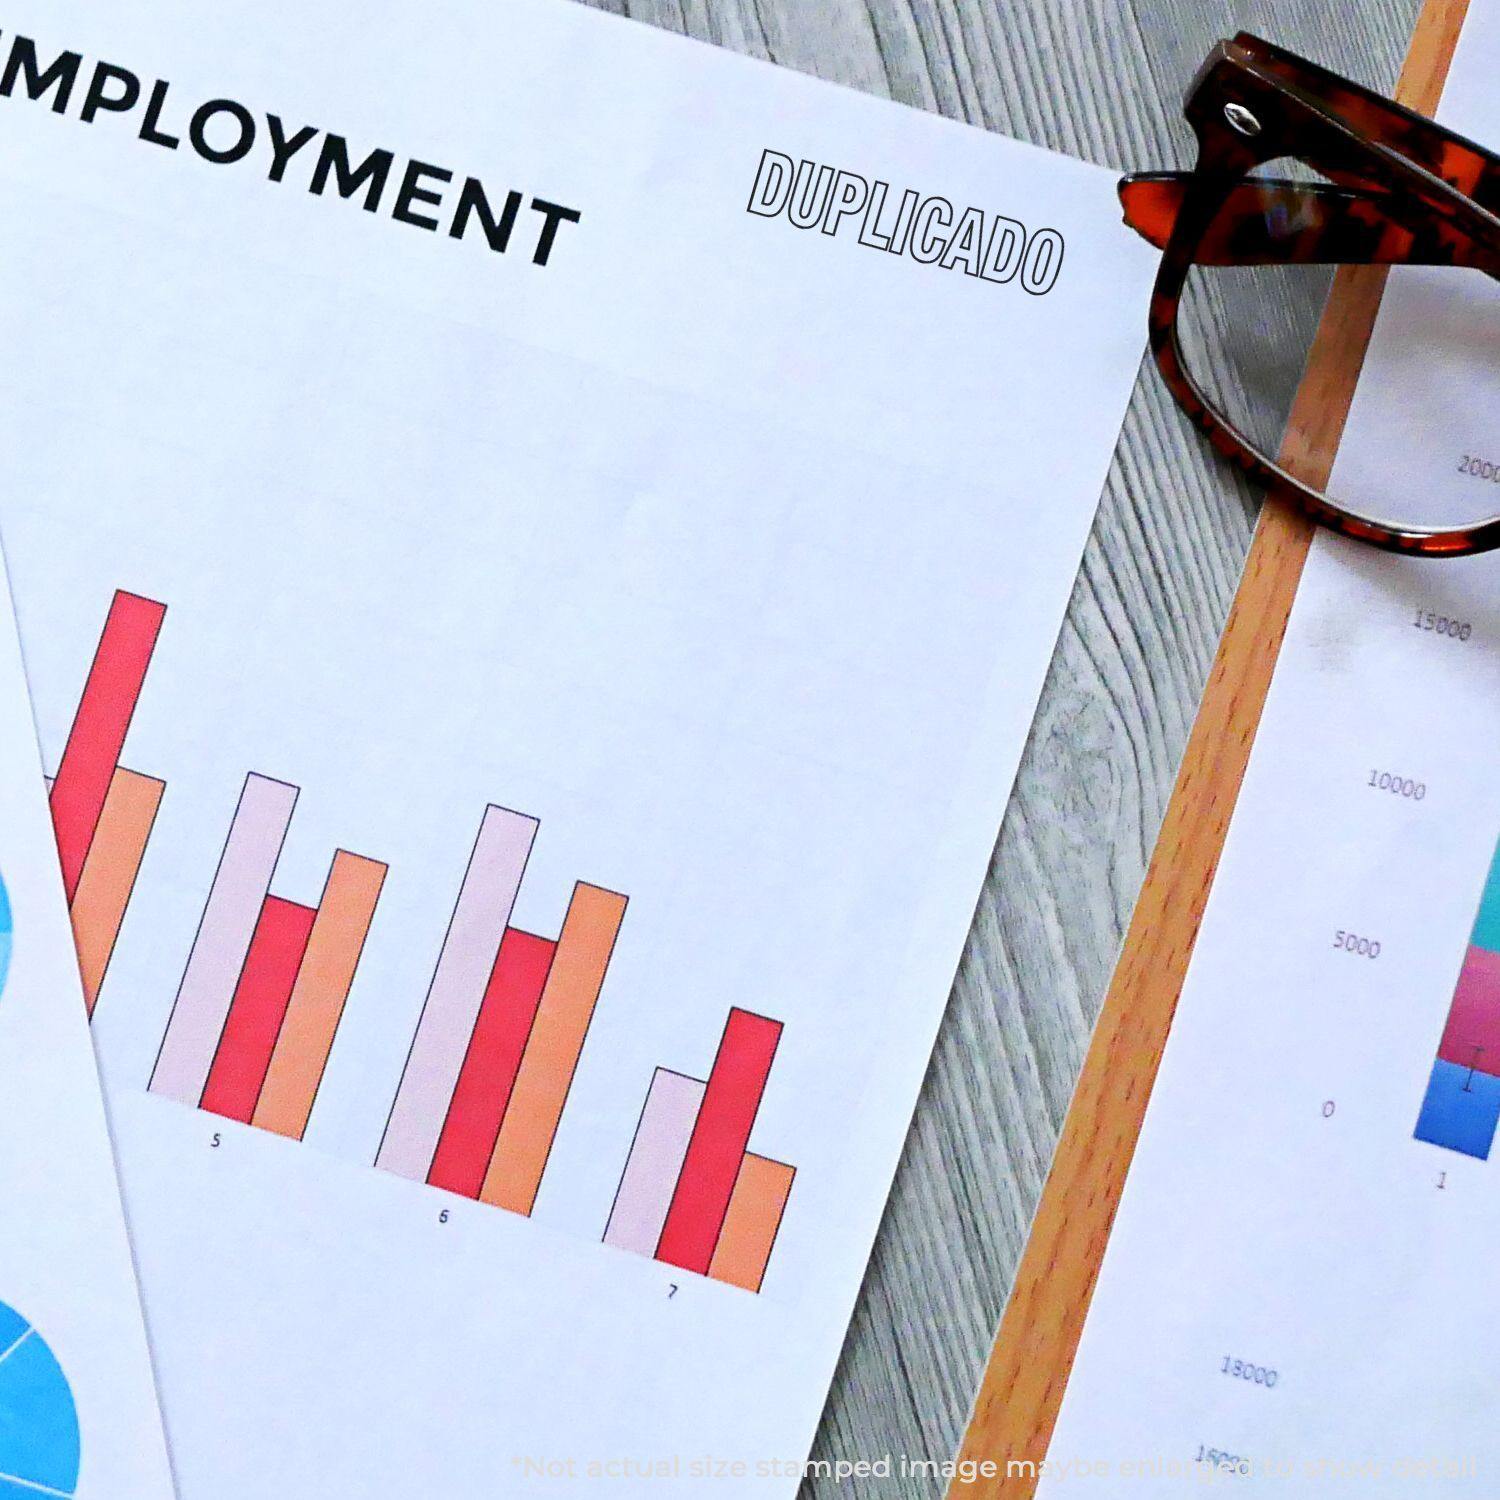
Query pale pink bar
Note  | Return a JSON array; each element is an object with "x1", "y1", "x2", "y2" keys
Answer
[
  {"x1": 603, "y1": 1069, "x2": 706, "y2": 1257},
  {"x1": 376, "y1": 804, "x2": 537, "y2": 1180},
  {"x1": 150, "y1": 774, "x2": 298, "y2": 1105}
]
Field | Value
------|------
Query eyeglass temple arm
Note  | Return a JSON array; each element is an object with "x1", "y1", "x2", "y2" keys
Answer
[
  {"x1": 1120, "y1": 172, "x2": 1493, "y2": 270},
  {"x1": 1229, "y1": 32, "x2": 1499, "y2": 209}
]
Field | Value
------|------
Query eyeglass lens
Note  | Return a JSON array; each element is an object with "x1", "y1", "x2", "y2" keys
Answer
[{"x1": 1173, "y1": 161, "x2": 1499, "y2": 532}]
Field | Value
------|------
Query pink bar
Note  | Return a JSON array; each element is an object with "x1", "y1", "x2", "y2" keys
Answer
[
  {"x1": 1439, "y1": 946, "x2": 1500, "y2": 1076},
  {"x1": 150, "y1": 774, "x2": 298, "y2": 1105},
  {"x1": 376, "y1": 805, "x2": 538, "y2": 1180},
  {"x1": 603, "y1": 1070, "x2": 706, "y2": 1257}
]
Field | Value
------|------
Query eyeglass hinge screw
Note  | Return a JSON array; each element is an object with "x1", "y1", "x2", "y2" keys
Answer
[{"x1": 1224, "y1": 102, "x2": 1262, "y2": 137}]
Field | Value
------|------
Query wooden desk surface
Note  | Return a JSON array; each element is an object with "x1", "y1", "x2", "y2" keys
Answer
[{"x1": 580, "y1": 0, "x2": 1422, "y2": 1487}]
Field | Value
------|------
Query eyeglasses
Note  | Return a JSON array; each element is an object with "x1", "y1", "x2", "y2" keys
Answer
[{"x1": 1121, "y1": 33, "x2": 1499, "y2": 558}]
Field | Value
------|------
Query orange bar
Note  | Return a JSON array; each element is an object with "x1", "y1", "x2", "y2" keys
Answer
[
  {"x1": 70, "y1": 768, "x2": 164, "y2": 1016},
  {"x1": 481, "y1": 883, "x2": 627, "y2": 1215},
  {"x1": 252, "y1": 851, "x2": 387, "y2": 1141},
  {"x1": 708, "y1": 1154, "x2": 795, "y2": 1293}
]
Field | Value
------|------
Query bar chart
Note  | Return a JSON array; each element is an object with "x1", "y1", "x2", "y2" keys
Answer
[
  {"x1": 53, "y1": 587, "x2": 795, "y2": 1285},
  {"x1": 382, "y1": 805, "x2": 629, "y2": 1218},
  {"x1": 49, "y1": 591, "x2": 167, "y2": 1014},
  {"x1": 1416, "y1": 836, "x2": 1500, "y2": 1159},
  {"x1": 150, "y1": 772, "x2": 388, "y2": 1138},
  {"x1": 118, "y1": 638, "x2": 636, "y2": 1201},
  {"x1": 604, "y1": 1008, "x2": 794, "y2": 1293}
]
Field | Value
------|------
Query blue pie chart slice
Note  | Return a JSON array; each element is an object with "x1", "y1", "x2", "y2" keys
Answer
[{"x1": 0, "y1": 1301, "x2": 80, "y2": 1497}]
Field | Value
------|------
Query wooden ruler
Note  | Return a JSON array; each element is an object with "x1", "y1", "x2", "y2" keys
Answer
[{"x1": 950, "y1": 0, "x2": 1473, "y2": 1491}]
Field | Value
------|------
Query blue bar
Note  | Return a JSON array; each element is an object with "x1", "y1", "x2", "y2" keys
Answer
[
  {"x1": 1415, "y1": 1058, "x2": 1500, "y2": 1160},
  {"x1": 1470, "y1": 839, "x2": 1500, "y2": 954}
]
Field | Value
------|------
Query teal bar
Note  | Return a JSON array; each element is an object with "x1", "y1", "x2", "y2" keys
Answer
[{"x1": 1472, "y1": 840, "x2": 1500, "y2": 955}]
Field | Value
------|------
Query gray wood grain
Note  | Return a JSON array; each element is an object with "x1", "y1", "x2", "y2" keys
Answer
[{"x1": 584, "y1": 0, "x2": 1422, "y2": 1489}]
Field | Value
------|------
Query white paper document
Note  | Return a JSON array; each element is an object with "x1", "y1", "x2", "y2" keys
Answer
[
  {"x1": 1042, "y1": 4, "x2": 1500, "y2": 1494},
  {"x1": 0, "y1": 553, "x2": 175, "y2": 1497},
  {"x1": 0, "y1": 0, "x2": 1153, "y2": 1491}
]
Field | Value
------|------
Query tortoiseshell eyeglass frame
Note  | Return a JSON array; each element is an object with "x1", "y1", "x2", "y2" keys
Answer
[{"x1": 1120, "y1": 33, "x2": 1500, "y2": 558}]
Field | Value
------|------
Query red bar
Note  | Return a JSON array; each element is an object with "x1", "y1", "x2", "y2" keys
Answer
[
  {"x1": 428, "y1": 929, "x2": 556, "y2": 1199},
  {"x1": 201, "y1": 896, "x2": 316, "y2": 1124},
  {"x1": 656, "y1": 1009, "x2": 783, "y2": 1274},
  {"x1": 1439, "y1": 946, "x2": 1500, "y2": 1076},
  {"x1": 51, "y1": 591, "x2": 166, "y2": 902}
]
